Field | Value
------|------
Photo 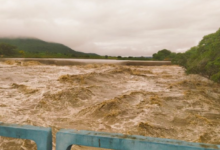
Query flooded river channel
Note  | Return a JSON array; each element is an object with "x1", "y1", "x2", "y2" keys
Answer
[{"x1": 0, "y1": 59, "x2": 220, "y2": 150}]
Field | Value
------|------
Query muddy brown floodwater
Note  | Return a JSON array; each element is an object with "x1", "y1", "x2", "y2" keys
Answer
[{"x1": 0, "y1": 60, "x2": 220, "y2": 150}]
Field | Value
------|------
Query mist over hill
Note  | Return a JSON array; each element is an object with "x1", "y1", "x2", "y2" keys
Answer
[
  {"x1": 0, "y1": 38, "x2": 99, "y2": 58},
  {"x1": 0, "y1": 38, "x2": 153, "y2": 60}
]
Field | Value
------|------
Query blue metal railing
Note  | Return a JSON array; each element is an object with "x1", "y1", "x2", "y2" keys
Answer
[
  {"x1": 0, "y1": 122, "x2": 52, "y2": 150},
  {"x1": 56, "y1": 129, "x2": 220, "y2": 150},
  {"x1": 0, "y1": 123, "x2": 220, "y2": 150}
]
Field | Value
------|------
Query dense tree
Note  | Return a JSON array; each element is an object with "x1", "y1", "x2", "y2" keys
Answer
[
  {"x1": 0, "y1": 43, "x2": 18, "y2": 56},
  {"x1": 172, "y1": 28, "x2": 220, "y2": 82},
  {"x1": 152, "y1": 49, "x2": 172, "y2": 60}
]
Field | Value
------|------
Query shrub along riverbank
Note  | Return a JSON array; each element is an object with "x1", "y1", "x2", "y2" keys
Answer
[
  {"x1": 173, "y1": 28, "x2": 220, "y2": 83},
  {"x1": 152, "y1": 28, "x2": 220, "y2": 83}
]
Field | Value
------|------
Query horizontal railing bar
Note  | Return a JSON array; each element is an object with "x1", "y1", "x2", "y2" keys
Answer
[
  {"x1": 1, "y1": 123, "x2": 220, "y2": 150},
  {"x1": 56, "y1": 129, "x2": 220, "y2": 150},
  {"x1": 0, "y1": 122, "x2": 52, "y2": 150}
]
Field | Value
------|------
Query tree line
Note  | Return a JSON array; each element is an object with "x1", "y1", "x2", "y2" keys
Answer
[
  {"x1": 152, "y1": 28, "x2": 220, "y2": 83},
  {"x1": 0, "y1": 43, "x2": 19, "y2": 57},
  {"x1": 0, "y1": 42, "x2": 151, "y2": 60}
]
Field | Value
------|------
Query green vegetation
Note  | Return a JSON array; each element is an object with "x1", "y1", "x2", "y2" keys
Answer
[
  {"x1": 172, "y1": 28, "x2": 220, "y2": 83},
  {"x1": 0, "y1": 43, "x2": 18, "y2": 57},
  {"x1": 0, "y1": 38, "x2": 152, "y2": 60},
  {"x1": 0, "y1": 38, "x2": 99, "y2": 58},
  {"x1": 152, "y1": 28, "x2": 220, "y2": 82},
  {"x1": 152, "y1": 49, "x2": 176, "y2": 61},
  {"x1": 116, "y1": 56, "x2": 152, "y2": 60}
]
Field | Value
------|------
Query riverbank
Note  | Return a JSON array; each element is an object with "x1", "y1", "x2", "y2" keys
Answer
[{"x1": 0, "y1": 58, "x2": 171, "y2": 66}]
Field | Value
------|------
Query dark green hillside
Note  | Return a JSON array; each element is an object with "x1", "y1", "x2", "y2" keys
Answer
[{"x1": 0, "y1": 38, "x2": 99, "y2": 58}]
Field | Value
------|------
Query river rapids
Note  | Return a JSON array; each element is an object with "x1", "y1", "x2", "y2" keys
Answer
[{"x1": 0, "y1": 60, "x2": 220, "y2": 150}]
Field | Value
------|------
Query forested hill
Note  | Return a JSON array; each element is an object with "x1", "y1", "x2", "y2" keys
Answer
[{"x1": 0, "y1": 38, "x2": 99, "y2": 58}]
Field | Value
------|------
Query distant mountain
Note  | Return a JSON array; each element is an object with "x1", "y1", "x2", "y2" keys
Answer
[{"x1": 0, "y1": 38, "x2": 99, "y2": 57}]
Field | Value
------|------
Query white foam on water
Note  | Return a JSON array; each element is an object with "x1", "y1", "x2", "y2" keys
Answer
[{"x1": 0, "y1": 61, "x2": 220, "y2": 150}]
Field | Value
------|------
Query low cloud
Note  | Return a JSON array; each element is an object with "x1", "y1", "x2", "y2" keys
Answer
[{"x1": 0, "y1": 0, "x2": 220, "y2": 56}]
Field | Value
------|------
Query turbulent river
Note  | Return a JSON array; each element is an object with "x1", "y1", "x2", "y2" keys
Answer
[{"x1": 0, "y1": 59, "x2": 220, "y2": 150}]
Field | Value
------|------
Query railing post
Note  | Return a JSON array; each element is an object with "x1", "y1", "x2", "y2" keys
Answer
[
  {"x1": 56, "y1": 129, "x2": 220, "y2": 150},
  {"x1": 0, "y1": 122, "x2": 52, "y2": 150}
]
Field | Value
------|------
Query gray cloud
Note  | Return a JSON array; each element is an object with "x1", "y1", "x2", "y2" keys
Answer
[{"x1": 0, "y1": 0, "x2": 220, "y2": 56}]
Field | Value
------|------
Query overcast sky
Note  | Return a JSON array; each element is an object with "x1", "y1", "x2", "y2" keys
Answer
[{"x1": 0, "y1": 0, "x2": 220, "y2": 56}]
